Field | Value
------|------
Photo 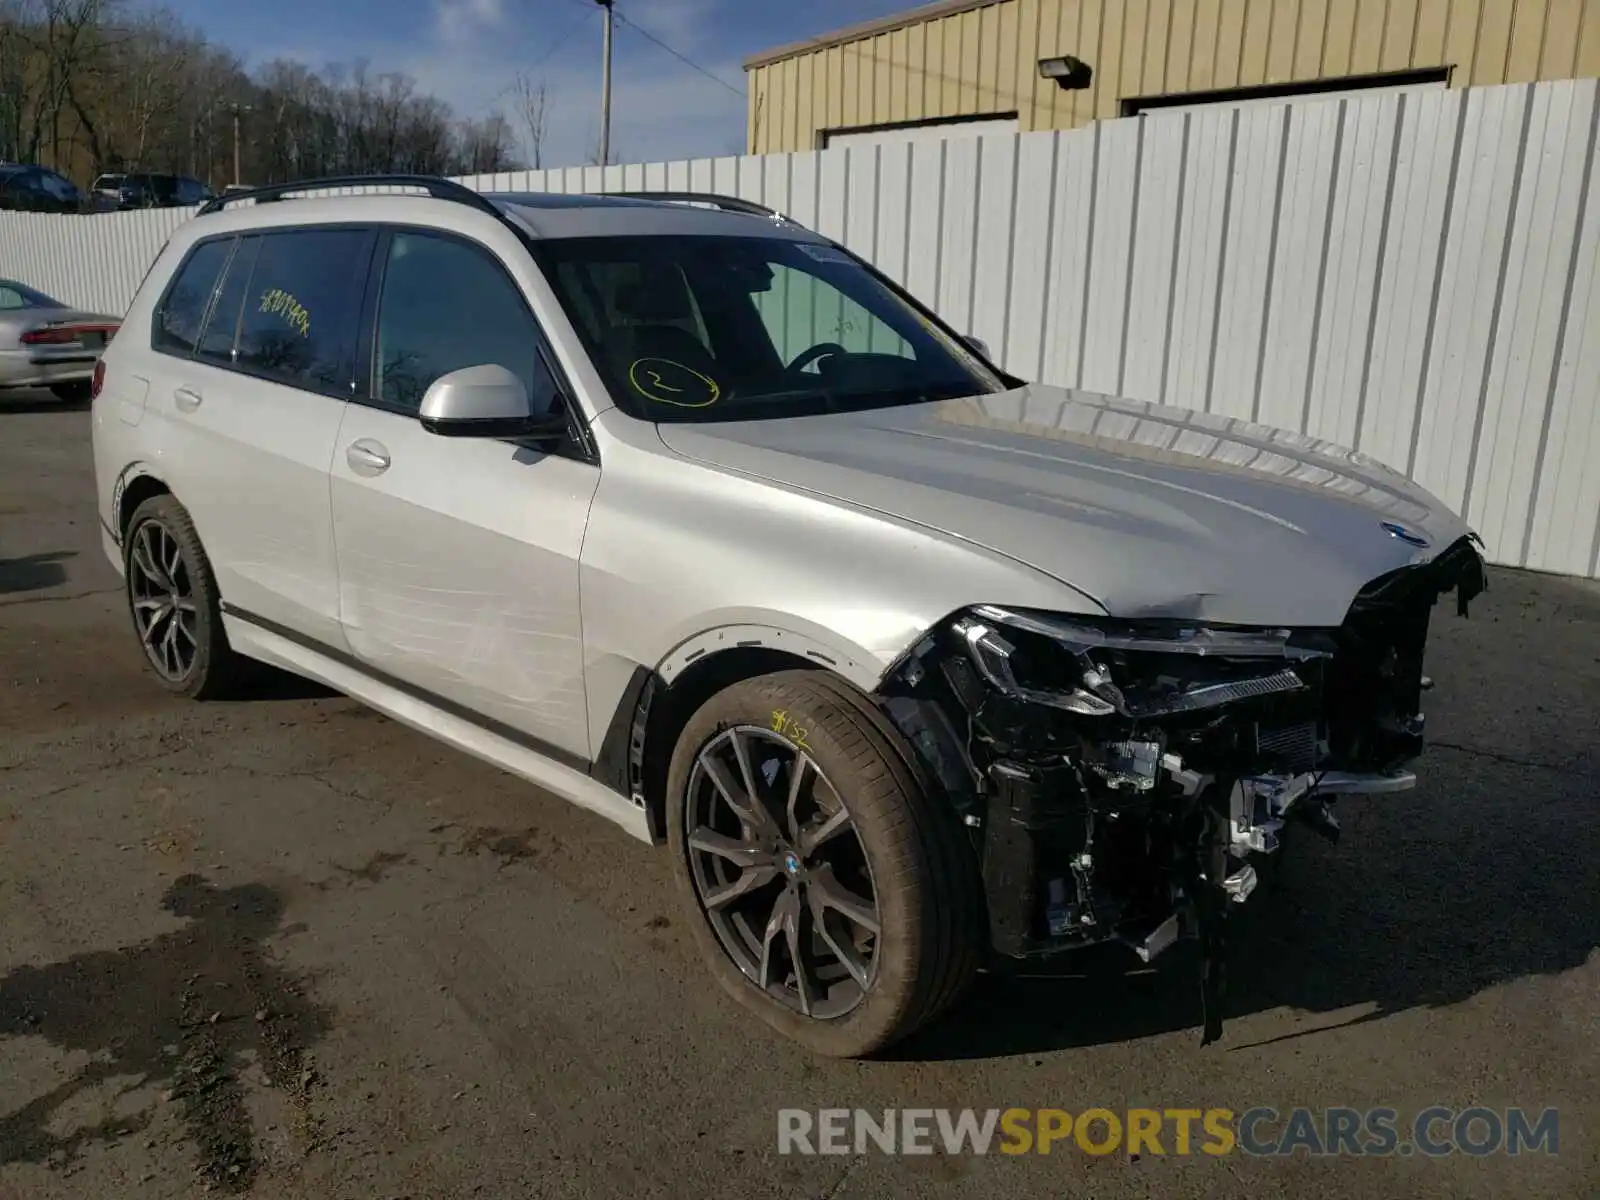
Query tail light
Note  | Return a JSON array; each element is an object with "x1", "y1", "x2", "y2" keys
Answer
[
  {"x1": 20, "y1": 323, "x2": 119, "y2": 346},
  {"x1": 91, "y1": 359, "x2": 106, "y2": 400},
  {"x1": 20, "y1": 326, "x2": 77, "y2": 345}
]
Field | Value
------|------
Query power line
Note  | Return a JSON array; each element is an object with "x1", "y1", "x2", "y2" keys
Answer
[
  {"x1": 611, "y1": 8, "x2": 745, "y2": 100},
  {"x1": 479, "y1": 5, "x2": 600, "y2": 113}
]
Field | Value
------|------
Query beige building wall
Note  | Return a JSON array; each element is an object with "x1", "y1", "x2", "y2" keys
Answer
[{"x1": 746, "y1": 0, "x2": 1600, "y2": 153}]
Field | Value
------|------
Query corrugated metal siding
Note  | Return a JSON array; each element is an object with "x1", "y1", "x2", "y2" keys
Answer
[
  {"x1": 748, "y1": 0, "x2": 1600, "y2": 152},
  {"x1": 0, "y1": 205, "x2": 194, "y2": 316},
  {"x1": 2, "y1": 80, "x2": 1596, "y2": 578}
]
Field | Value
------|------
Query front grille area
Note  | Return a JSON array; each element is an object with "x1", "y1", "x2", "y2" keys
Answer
[{"x1": 1256, "y1": 720, "x2": 1318, "y2": 774}]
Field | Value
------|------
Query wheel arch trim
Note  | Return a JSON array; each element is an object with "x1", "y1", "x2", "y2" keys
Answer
[
  {"x1": 111, "y1": 461, "x2": 173, "y2": 544},
  {"x1": 653, "y1": 622, "x2": 884, "y2": 694}
]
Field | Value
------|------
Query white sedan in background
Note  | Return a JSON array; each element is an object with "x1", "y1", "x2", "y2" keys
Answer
[{"x1": 0, "y1": 279, "x2": 121, "y2": 403}]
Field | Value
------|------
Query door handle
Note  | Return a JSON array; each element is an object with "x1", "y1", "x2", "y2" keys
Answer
[
  {"x1": 346, "y1": 439, "x2": 391, "y2": 476},
  {"x1": 173, "y1": 386, "x2": 203, "y2": 413}
]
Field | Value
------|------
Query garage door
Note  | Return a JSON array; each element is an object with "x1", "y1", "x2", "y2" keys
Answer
[{"x1": 822, "y1": 117, "x2": 1020, "y2": 151}]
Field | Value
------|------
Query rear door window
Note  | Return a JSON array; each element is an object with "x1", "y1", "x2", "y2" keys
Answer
[
  {"x1": 153, "y1": 238, "x2": 233, "y2": 356},
  {"x1": 234, "y1": 228, "x2": 372, "y2": 396}
]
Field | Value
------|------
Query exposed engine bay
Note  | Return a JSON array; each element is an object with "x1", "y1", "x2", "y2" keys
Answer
[{"x1": 880, "y1": 534, "x2": 1490, "y2": 1044}]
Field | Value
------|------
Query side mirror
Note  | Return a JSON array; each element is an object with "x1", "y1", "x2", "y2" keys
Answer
[
  {"x1": 418, "y1": 363, "x2": 568, "y2": 442},
  {"x1": 962, "y1": 334, "x2": 992, "y2": 360}
]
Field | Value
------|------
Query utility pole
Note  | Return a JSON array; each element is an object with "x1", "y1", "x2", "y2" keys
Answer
[
  {"x1": 596, "y1": 0, "x2": 614, "y2": 167},
  {"x1": 230, "y1": 104, "x2": 243, "y2": 188}
]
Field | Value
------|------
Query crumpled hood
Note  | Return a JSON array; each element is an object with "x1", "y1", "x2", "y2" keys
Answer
[{"x1": 655, "y1": 384, "x2": 1478, "y2": 627}]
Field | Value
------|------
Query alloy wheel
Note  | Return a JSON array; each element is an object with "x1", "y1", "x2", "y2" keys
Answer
[
  {"x1": 128, "y1": 519, "x2": 199, "y2": 682},
  {"x1": 684, "y1": 726, "x2": 881, "y2": 1019}
]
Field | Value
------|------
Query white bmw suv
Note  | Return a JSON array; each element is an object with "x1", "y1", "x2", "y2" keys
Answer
[{"x1": 93, "y1": 176, "x2": 1486, "y2": 1057}]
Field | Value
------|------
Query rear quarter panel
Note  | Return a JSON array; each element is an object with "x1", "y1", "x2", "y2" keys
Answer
[{"x1": 90, "y1": 234, "x2": 186, "y2": 548}]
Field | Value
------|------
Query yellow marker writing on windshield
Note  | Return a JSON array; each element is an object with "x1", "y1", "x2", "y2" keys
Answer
[{"x1": 628, "y1": 357, "x2": 721, "y2": 408}]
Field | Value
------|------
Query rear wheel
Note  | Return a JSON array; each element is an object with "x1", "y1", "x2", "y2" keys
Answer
[
  {"x1": 666, "y1": 670, "x2": 984, "y2": 1057},
  {"x1": 123, "y1": 495, "x2": 251, "y2": 699},
  {"x1": 50, "y1": 380, "x2": 91, "y2": 404}
]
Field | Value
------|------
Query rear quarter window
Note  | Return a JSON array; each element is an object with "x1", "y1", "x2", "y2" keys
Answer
[
  {"x1": 196, "y1": 236, "x2": 261, "y2": 364},
  {"x1": 152, "y1": 238, "x2": 234, "y2": 356}
]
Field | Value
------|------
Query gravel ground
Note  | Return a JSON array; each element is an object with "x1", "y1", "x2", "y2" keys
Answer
[{"x1": 1, "y1": 391, "x2": 1596, "y2": 1199}]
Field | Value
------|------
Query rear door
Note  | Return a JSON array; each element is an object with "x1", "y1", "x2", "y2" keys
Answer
[
  {"x1": 329, "y1": 226, "x2": 599, "y2": 762},
  {"x1": 146, "y1": 224, "x2": 375, "y2": 649}
]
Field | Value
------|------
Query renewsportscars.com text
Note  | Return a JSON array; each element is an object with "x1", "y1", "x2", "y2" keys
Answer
[{"x1": 777, "y1": 1107, "x2": 1559, "y2": 1158}]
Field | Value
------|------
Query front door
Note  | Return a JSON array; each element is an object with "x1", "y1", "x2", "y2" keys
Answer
[{"x1": 329, "y1": 228, "x2": 599, "y2": 762}]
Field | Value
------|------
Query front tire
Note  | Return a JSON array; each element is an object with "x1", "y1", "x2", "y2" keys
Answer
[
  {"x1": 123, "y1": 495, "x2": 250, "y2": 699},
  {"x1": 666, "y1": 670, "x2": 984, "y2": 1057}
]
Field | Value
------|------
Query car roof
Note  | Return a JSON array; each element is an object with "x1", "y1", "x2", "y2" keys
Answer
[
  {"x1": 0, "y1": 279, "x2": 62, "y2": 305},
  {"x1": 182, "y1": 187, "x2": 826, "y2": 245},
  {"x1": 487, "y1": 192, "x2": 821, "y2": 241}
]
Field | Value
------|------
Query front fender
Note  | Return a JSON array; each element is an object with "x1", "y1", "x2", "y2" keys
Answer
[{"x1": 577, "y1": 427, "x2": 1108, "y2": 766}]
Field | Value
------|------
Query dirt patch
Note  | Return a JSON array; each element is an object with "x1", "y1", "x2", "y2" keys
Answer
[
  {"x1": 0, "y1": 874, "x2": 331, "y2": 1192},
  {"x1": 458, "y1": 826, "x2": 552, "y2": 868},
  {"x1": 335, "y1": 851, "x2": 413, "y2": 885}
]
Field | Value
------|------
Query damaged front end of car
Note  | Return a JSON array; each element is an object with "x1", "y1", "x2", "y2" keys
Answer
[{"x1": 879, "y1": 534, "x2": 1489, "y2": 1044}]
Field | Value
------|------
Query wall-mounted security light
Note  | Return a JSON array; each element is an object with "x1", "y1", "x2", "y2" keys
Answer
[{"x1": 1038, "y1": 55, "x2": 1092, "y2": 90}]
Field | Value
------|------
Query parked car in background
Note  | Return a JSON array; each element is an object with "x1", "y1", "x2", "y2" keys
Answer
[
  {"x1": 91, "y1": 172, "x2": 127, "y2": 200},
  {"x1": 0, "y1": 279, "x2": 121, "y2": 402},
  {"x1": 0, "y1": 164, "x2": 86, "y2": 213},
  {"x1": 116, "y1": 173, "x2": 215, "y2": 209},
  {"x1": 86, "y1": 173, "x2": 130, "y2": 212}
]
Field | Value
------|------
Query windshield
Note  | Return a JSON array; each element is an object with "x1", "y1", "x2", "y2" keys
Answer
[{"x1": 529, "y1": 234, "x2": 1005, "y2": 422}]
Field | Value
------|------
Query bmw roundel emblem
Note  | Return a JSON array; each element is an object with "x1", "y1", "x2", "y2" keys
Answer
[{"x1": 1381, "y1": 521, "x2": 1430, "y2": 548}]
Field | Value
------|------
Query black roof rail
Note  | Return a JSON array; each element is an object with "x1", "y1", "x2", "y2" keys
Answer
[
  {"x1": 196, "y1": 174, "x2": 502, "y2": 219},
  {"x1": 606, "y1": 191, "x2": 799, "y2": 226}
]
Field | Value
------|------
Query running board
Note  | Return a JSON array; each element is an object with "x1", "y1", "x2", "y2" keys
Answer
[{"x1": 223, "y1": 615, "x2": 653, "y2": 845}]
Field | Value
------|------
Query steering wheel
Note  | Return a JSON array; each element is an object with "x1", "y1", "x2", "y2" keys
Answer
[{"x1": 786, "y1": 342, "x2": 848, "y2": 376}]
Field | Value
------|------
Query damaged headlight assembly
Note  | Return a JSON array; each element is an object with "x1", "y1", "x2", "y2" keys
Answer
[
  {"x1": 883, "y1": 587, "x2": 1469, "y2": 1047},
  {"x1": 954, "y1": 605, "x2": 1323, "y2": 720}
]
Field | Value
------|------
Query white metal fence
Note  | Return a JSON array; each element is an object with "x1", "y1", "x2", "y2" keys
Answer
[{"x1": 4, "y1": 79, "x2": 1597, "y2": 580}]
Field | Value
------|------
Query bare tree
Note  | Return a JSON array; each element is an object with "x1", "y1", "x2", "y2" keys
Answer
[
  {"x1": 26, "y1": 0, "x2": 114, "y2": 165},
  {"x1": 512, "y1": 72, "x2": 547, "y2": 170},
  {"x1": 457, "y1": 112, "x2": 515, "y2": 175},
  {"x1": 0, "y1": 0, "x2": 530, "y2": 188},
  {"x1": 102, "y1": 9, "x2": 191, "y2": 167},
  {"x1": 0, "y1": 0, "x2": 32, "y2": 160}
]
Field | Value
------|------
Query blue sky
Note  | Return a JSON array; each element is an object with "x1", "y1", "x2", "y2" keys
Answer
[{"x1": 154, "y1": 0, "x2": 914, "y2": 168}]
